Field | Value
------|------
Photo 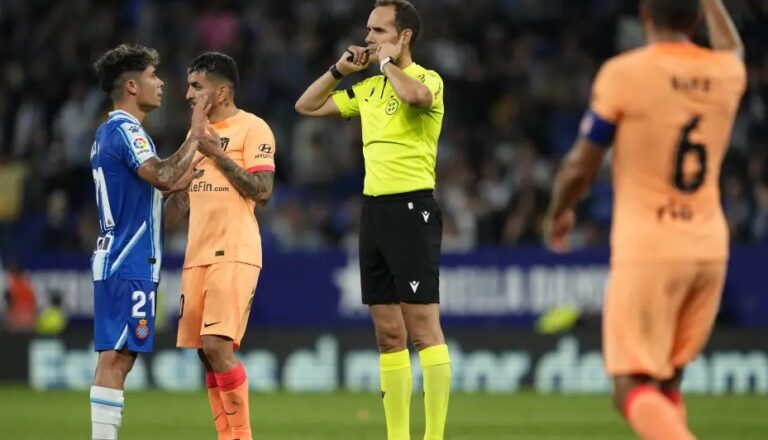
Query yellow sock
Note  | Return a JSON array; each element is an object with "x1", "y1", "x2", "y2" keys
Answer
[
  {"x1": 380, "y1": 349, "x2": 412, "y2": 440},
  {"x1": 419, "y1": 344, "x2": 451, "y2": 440}
]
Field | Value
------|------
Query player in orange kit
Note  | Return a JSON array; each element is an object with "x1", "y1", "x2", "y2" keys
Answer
[
  {"x1": 544, "y1": 1, "x2": 745, "y2": 439},
  {"x1": 165, "y1": 52, "x2": 276, "y2": 440}
]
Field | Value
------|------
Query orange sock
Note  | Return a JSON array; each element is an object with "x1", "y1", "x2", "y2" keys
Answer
[
  {"x1": 216, "y1": 363, "x2": 252, "y2": 440},
  {"x1": 206, "y1": 372, "x2": 231, "y2": 440},
  {"x1": 663, "y1": 389, "x2": 687, "y2": 423},
  {"x1": 624, "y1": 385, "x2": 696, "y2": 440}
]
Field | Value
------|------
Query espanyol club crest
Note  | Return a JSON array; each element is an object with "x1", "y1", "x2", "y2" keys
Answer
[{"x1": 135, "y1": 319, "x2": 150, "y2": 339}]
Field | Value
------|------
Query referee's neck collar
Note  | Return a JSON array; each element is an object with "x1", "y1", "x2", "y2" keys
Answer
[{"x1": 398, "y1": 61, "x2": 417, "y2": 72}]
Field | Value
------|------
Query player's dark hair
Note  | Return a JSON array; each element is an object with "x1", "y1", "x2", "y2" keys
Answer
[
  {"x1": 94, "y1": 44, "x2": 160, "y2": 95},
  {"x1": 374, "y1": 0, "x2": 421, "y2": 49},
  {"x1": 646, "y1": 0, "x2": 700, "y2": 32},
  {"x1": 188, "y1": 52, "x2": 239, "y2": 89}
]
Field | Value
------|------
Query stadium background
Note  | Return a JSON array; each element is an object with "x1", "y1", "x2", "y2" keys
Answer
[{"x1": 1, "y1": 0, "x2": 767, "y2": 438}]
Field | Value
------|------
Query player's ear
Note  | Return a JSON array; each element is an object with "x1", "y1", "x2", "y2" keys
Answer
[
  {"x1": 216, "y1": 83, "x2": 229, "y2": 103},
  {"x1": 124, "y1": 78, "x2": 139, "y2": 97},
  {"x1": 400, "y1": 29, "x2": 413, "y2": 49}
]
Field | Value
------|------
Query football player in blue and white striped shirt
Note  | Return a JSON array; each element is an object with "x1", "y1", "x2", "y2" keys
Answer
[{"x1": 88, "y1": 44, "x2": 214, "y2": 440}]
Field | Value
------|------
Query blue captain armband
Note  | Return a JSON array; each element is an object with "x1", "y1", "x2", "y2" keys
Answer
[{"x1": 579, "y1": 110, "x2": 616, "y2": 147}]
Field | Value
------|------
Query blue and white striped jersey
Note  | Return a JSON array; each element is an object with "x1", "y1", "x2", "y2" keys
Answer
[{"x1": 90, "y1": 110, "x2": 163, "y2": 282}]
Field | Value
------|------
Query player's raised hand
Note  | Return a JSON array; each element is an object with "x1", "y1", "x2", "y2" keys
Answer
[
  {"x1": 190, "y1": 94, "x2": 211, "y2": 137},
  {"x1": 336, "y1": 45, "x2": 370, "y2": 76},
  {"x1": 544, "y1": 210, "x2": 575, "y2": 254},
  {"x1": 377, "y1": 32, "x2": 406, "y2": 64},
  {"x1": 196, "y1": 126, "x2": 223, "y2": 159}
]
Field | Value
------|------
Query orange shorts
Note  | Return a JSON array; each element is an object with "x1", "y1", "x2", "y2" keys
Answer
[
  {"x1": 176, "y1": 262, "x2": 260, "y2": 349},
  {"x1": 603, "y1": 260, "x2": 726, "y2": 380}
]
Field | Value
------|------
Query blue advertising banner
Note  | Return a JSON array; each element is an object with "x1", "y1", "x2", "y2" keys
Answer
[
  {"x1": 4, "y1": 246, "x2": 768, "y2": 327},
  {"x1": 8, "y1": 329, "x2": 768, "y2": 394}
]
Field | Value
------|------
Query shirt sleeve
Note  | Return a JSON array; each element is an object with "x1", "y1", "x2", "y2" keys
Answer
[
  {"x1": 113, "y1": 121, "x2": 157, "y2": 173},
  {"x1": 715, "y1": 51, "x2": 748, "y2": 100},
  {"x1": 418, "y1": 71, "x2": 444, "y2": 109},
  {"x1": 330, "y1": 80, "x2": 363, "y2": 118},
  {"x1": 244, "y1": 118, "x2": 276, "y2": 173},
  {"x1": 589, "y1": 60, "x2": 624, "y2": 123}
]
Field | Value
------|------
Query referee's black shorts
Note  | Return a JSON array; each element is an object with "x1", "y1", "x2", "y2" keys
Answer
[{"x1": 359, "y1": 189, "x2": 443, "y2": 305}]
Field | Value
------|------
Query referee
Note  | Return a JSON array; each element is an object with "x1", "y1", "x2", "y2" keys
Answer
[{"x1": 295, "y1": 1, "x2": 450, "y2": 439}]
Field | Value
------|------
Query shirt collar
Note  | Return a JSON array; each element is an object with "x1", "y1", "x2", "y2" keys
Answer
[{"x1": 108, "y1": 109, "x2": 141, "y2": 125}]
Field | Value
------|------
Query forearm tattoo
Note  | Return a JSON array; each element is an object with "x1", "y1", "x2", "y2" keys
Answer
[
  {"x1": 164, "y1": 191, "x2": 190, "y2": 228},
  {"x1": 214, "y1": 155, "x2": 274, "y2": 206},
  {"x1": 153, "y1": 137, "x2": 198, "y2": 186}
]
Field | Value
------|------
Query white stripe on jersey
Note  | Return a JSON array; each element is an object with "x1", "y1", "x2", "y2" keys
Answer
[
  {"x1": 150, "y1": 188, "x2": 163, "y2": 282},
  {"x1": 114, "y1": 324, "x2": 129, "y2": 350},
  {"x1": 92, "y1": 250, "x2": 108, "y2": 281},
  {"x1": 92, "y1": 167, "x2": 115, "y2": 230},
  {"x1": 91, "y1": 233, "x2": 114, "y2": 281},
  {"x1": 110, "y1": 222, "x2": 147, "y2": 275},
  {"x1": 115, "y1": 128, "x2": 141, "y2": 169},
  {"x1": 118, "y1": 122, "x2": 155, "y2": 165}
]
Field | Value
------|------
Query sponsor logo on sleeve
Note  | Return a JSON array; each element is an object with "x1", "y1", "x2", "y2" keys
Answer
[{"x1": 132, "y1": 137, "x2": 149, "y2": 152}]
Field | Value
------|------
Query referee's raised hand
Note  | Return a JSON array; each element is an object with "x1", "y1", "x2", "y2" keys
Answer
[
  {"x1": 296, "y1": 3, "x2": 452, "y2": 439},
  {"x1": 336, "y1": 45, "x2": 370, "y2": 75},
  {"x1": 377, "y1": 32, "x2": 406, "y2": 63}
]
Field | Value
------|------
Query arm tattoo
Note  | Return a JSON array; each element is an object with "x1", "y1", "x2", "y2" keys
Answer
[
  {"x1": 143, "y1": 136, "x2": 198, "y2": 188},
  {"x1": 213, "y1": 155, "x2": 274, "y2": 206},
  {"x1": 164, "y1": 191, "x2": 190, "y2": 229}
]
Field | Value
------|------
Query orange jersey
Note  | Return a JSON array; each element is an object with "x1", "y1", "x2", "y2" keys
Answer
[
  {"x1": 590, "y1": 43, "x2": 746, "y2": 262},
  {"x1": 184, "y1": 110, "x2": 276, "y2": 268}
]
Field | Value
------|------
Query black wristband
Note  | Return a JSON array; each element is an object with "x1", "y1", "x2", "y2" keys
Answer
[{"x1": 329, "y1": 64, "x2": 345, "y2": 80}]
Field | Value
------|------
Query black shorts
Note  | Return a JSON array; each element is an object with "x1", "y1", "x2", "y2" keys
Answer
[{"x1": 359, "y1": 189, "x2": 443, "y2": 305}]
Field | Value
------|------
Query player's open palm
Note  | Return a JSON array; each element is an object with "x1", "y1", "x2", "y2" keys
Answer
[
  {"x1": 337, "y1": 45, "x2": 370, "y2": 75},
  {"x1": 190, "y1": 95, "x2": 211, "y2": 137},
  {"x1": 545, "y1": 210, "x2": 575, "y2": 254}
]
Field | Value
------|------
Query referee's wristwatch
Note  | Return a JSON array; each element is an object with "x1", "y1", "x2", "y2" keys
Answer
[
  {"x1": 329, "y1": 63, "x2": 345, "y2": 80},
  {"x1": 379, "y1": 56, "x2": 394, "y2": 75}
]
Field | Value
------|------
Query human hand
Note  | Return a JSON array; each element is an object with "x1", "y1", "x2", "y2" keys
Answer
[
  {"x1": 544, "y1": 210, "x2": 576, "y2": 253},
  {"x1": 190, "y1": 95, "x2": 211, "y2": 137},
  {"x1": 376, "y1": 33, "x2": 406, "y2": 64},
  {"x1": 196, "y1": 126, "x2": 223, "y2": 159},
  {"x1": 335, "y1": 45, "x2": 371, "y2": 75}
]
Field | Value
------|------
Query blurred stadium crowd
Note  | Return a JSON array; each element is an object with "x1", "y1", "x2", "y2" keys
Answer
[{"x1": 0, "y1": 0, "x2": 766, "y2": 255}]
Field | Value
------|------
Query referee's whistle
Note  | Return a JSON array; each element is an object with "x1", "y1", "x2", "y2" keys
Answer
[{"x1": 346, "y1": 48, "x2": 372, "y2": 62}]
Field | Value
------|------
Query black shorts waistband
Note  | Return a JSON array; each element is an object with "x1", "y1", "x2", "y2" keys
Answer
[{"x1": 362, "y1": 189, "x2": 433, "y2": 203}]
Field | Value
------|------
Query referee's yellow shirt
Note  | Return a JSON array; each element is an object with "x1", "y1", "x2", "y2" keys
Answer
[{"x1": 331, "y1": 63, "x2": 444, "y2": 196}]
